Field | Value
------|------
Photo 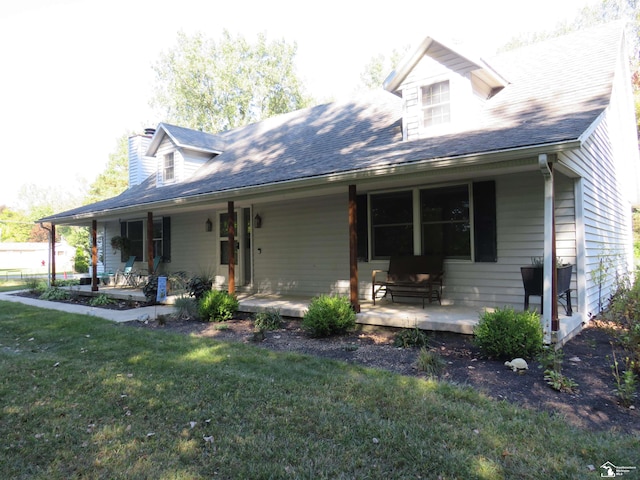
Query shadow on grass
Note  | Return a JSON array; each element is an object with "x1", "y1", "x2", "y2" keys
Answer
[{"x1": 0, "y1": 301, "x2": 638, "y2": 479}]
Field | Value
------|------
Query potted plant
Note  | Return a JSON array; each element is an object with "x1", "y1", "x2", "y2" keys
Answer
[
  {"x1": 110, "y1": 236, "x2": 130, "y2": 255},
  {"x1": 521, "y1": 257, "x2": 573, "y2": 311}
]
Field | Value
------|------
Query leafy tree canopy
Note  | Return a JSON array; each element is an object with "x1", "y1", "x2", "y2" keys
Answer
[
  {"x1": 84, "y1": 133, "x2": 129, "y2": 205},
  {"x1": 151, "y1": 30, "x2": 313, "y2": 133},
  {"x1": 359, "y1": 47, "x2": 411, "y2": 92}
]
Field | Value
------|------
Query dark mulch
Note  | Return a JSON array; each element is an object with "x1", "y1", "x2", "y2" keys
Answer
[{"x1": 125, "y1": 314, "x2": 640, "y2": 435}]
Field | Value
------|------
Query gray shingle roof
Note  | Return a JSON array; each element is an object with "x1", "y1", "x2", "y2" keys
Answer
[{"x1": 42, "y1": 22, "x2": 624, "y2": 223}]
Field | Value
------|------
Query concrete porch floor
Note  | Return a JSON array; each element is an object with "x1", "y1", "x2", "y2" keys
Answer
[{"x1": 67, "y1": 285, "x2": 585, "y2": 340}]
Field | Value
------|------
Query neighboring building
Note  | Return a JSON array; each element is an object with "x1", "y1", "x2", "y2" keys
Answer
[
  {"x1": 40, "y1": 23, "x2": 639, "y2": 342},
  {"x1": 0, "y1": 240, "x2": 75, "y2": 274}
]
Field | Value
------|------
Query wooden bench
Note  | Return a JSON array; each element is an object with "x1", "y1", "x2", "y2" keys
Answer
[{"x1": 372, "y1": 255, "x2": 444, "y2": 307}]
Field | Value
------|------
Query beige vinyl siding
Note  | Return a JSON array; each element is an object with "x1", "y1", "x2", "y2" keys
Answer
[
  {"x1": 401, "y1": 46, "x2": 484, "y2": 140},
  {"x1": 562, "y1": 112, "x2": 634, "y2": 317},
  {"x1": 359, "y1": 171, "x2": 577, "y2": 311},
  {"x1": 127, "y1": 135, "x2": 155, "y2": 187},
  {"x1": 155, "y1": 138, "x2": 180, "y2": 187},
  {"x1": 253, "y1": 193, "x2": 350, "y2": 297},
  {"x1": 181, "y1": 150, "x2": 212, "y2": 179},
  {"x1": 168, "y1": 211, "x2": 218, "y2": 275}
]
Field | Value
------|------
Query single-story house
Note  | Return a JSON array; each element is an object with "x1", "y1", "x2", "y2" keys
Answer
[
  {"x1": 40, "y1": 22, "x2": 639, "y2": 343},
  {"x1": 0, "y1": 240, "x2": 75, "y2": 275}
]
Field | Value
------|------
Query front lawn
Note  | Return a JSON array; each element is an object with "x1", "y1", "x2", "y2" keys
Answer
[{"x1": 0, "y1": 301, "x2": 637, "y2": 479}]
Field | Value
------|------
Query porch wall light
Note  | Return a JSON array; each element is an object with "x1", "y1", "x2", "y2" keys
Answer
[
  {"x1": 254, "y1": 214, "x2": 262, "y2": 229},
  {"x1": 205, "y1": 218, "x2": 213, "y2": 232}
]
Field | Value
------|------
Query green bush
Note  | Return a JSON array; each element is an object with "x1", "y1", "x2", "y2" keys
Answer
[
  {"x1": 89, "y1": 294, "x2": 114, "y2": 306},
  {"x1": 39, "y1": 287, "x2": 70, "y2": 301},
  {"x1": 186, "y1": 275, "x2": 214, "y2": 300},
  {"x1": 473, "y1": 307, "x2": 543, "y2": 359},
  {"x1": 26, "y1": 278, "x2": 47, "y2": 295},
  {"x1": 173, "y1": 295, "x2": 200, "y2": 320},
  {"x1": 302, "y1": 295, "x2": 356, "y2": 337},
  {"x1": 198, "y1": 290, "x2": 239, "y2": 322},
  {"x1": 394, "y1": 326, "x2": 430, "y2": 348},
  {"x1": 254, "y1": 308, "x2": 283, "y2": 331},
  {"x1": 416, "y1": 348, "x2": 446, "y2": 377}
]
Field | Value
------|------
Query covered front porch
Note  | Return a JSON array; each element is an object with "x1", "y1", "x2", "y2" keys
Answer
[{"x1": 72, "y1": 285, "x2": 583, "y2": 342}]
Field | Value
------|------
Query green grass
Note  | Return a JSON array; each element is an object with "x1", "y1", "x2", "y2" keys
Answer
[
  {"x1": 0, "y1": 279, "x2": 28, "y2": 292},
  {"x1": 0, "y1": 301, "x2": 638, "y2": 479}
]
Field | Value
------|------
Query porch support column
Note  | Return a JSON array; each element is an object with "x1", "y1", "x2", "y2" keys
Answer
[
  {"x1": 147, "y1": 212, "x2": 154, "y2": 274},
  {"x1": 50, "y1": 223, "x2": 56, "y2": 285},
  {"x1": 228, "y1": 201, "x2": 235, "y2": 294},
  {"x1": 539, "y1": 154, "x2": 558, "y2": 344},
  {"x1": 348, "y1": 185, "x2": 360, "y2": 313},
  {"x1": 91, "y1": 220, "x2": 99, "y2": 292}
]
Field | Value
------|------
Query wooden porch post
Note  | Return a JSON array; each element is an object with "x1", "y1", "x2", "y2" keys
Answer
[
  {"x1": 228, "y1": 201, "x2": 235, "y2": 294},
  {"x1": 348, "y1": 185, "x2": 360, "y2": 312},
  {"x1": 147, "y1": 212, "x2": 154, "y2": 274},
  {"x1": 50, "y1": 223, "x2": 56, "y2": 285},
  {"x1": 91, "y1": 220, "x2": 99, "y2": 291}
]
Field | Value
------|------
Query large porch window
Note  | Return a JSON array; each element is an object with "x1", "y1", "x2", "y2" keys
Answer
[
  {"x1": 370, "y1": 191, "x2": 414, "y2": 258},
  {"x1": 421, "y1": 185, "x2": 470, "y2": 260},
  {"x1": 120, "y1": 220, "x2": 144, "y2": 262},
  {"x1": 363, "y1": 181, "x2": 496, "y2": 262}
]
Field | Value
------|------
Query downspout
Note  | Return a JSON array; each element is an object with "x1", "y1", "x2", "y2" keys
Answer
[{"x1": 538, "y1": 154, "x2": 558, "y2": 344}]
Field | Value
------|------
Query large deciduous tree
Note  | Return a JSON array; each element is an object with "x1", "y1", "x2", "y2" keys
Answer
[
  {"x1": 151, "y1": 30, "x2": 312, "y2": 133},
  {"x1": 84, "y1": 133, "x2": 129, "y2": 204}
]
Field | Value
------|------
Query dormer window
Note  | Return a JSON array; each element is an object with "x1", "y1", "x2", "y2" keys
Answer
[
  {"x1": 163, "y1": 152, "x2": 175, "y2": 183},
  {"x1": 421, "y1": 80, "x2": 450, "y2": 127}
]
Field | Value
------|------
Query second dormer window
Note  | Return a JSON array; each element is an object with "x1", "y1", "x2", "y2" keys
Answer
[
  {"x1": 163, "y1": 152, "x2": 175, "y2": 183},
  {"x1": 421, "y1": 80, "x2": 450, "y2": 127}
]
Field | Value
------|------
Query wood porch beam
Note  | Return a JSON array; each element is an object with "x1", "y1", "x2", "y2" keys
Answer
[
  {"x1": 91, "y1": 220, "x2": 98, "y2": 291},
  {"x1": 147, "y1": 212, "x2": 154, "y2": 275},
  {"x1": 228, "y1": 201, "x2": 235, "y2": 294},
  {"x1": 349, "y1": 185, "x2": 360, "y2": 312}
]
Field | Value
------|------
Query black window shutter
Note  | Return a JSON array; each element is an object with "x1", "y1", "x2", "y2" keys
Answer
[
  {"x1": 356, "y1": 195, "x2": 368, "y2": 261},
  {"x1": 162, "y1": 216, "x2": 171, "y2": 262},
  {"x1": 473, "y1": 181, "x2": 497, "y2": 262},
  {"x1": 120, "y1": 222, "x2": 127, "y2": 262}
]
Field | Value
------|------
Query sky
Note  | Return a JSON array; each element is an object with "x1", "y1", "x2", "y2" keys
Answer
[{"x1": 0, "y1": 0, "x2": 601, "y2": 209}]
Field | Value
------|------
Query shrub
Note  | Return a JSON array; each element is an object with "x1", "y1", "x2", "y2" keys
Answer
[
  {"x1": 603, "y1": 272, "x2": 640, "y2": 376},
  {"x1": 142, "y1": 275, "x2": 159, "y2": 303},
  {"x1": 394, "y1": 326, "x2": 430, "y2": 348},
  {"x1": 89, "y1": 294, "x2": 114, "y2": 306},
  {"x1": 198, "y1": 290, "x2": 239, "y2": 322},
  {"x1": 186, "y1": 275, "x2": 214, "y2": 300},
  {"x1": 416, "y1": 348, "x2": 446, "y2": 377},
  {"x1": 173, "y1": 295, "x2": 199, "y2": 320},
  {"x1": 39, "y1": 287, "x2": 70, "y2": 301},
  {"x1": 26, "y1": 278, "x2": 47, "y2": 295},
  {"x1": 302, "y1": 295, "x2": 356, "y2": 337},
  {"x1": 254, "y1": 308, "x2": 283, "y2": 331},
  {"x1": 473, "y1": 307, "x2": 543, "y2": 359}
]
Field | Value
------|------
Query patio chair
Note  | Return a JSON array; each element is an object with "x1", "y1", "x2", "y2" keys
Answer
[
  {"x1": 141, "y1": 256, "x2": 162, "y2": 277},
  {"x1": 116, "y1": 256, "x2": 138, "y2": 287}
]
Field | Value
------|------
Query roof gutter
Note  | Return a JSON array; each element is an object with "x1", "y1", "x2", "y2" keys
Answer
[{"x1": 45, "y1": 138, "x2": 581, "y2": 225}]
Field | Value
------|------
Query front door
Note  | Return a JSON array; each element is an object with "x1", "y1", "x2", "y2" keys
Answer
[{"x1": 217, "y1": 208, "x2": 251, "y2": 288}]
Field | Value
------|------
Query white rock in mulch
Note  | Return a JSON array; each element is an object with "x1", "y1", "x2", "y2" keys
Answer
[{"x1": 569, "y1": 356, "x2": 581, "y2": 362}]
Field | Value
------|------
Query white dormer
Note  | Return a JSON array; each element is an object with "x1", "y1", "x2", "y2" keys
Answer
[
  {"x1": 384, "y1": 36, "x2": 507, "y2": 141},
  {"x1": 143, "y1": 123, "x2": 226, "y2": 188}
]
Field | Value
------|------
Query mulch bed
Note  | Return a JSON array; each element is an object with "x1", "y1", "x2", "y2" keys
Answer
[{"x1": 125, "y1": 314, "x2": 640, "y2": 435}]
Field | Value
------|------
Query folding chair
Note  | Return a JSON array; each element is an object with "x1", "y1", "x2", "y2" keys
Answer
[{"x1": 117, "y1": 256, "x2": 137, "y2": 287}]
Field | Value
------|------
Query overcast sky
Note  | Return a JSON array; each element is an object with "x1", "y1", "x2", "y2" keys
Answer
[{"x1": 0, "y1": 0, "x2": 600, "y2": 209}]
